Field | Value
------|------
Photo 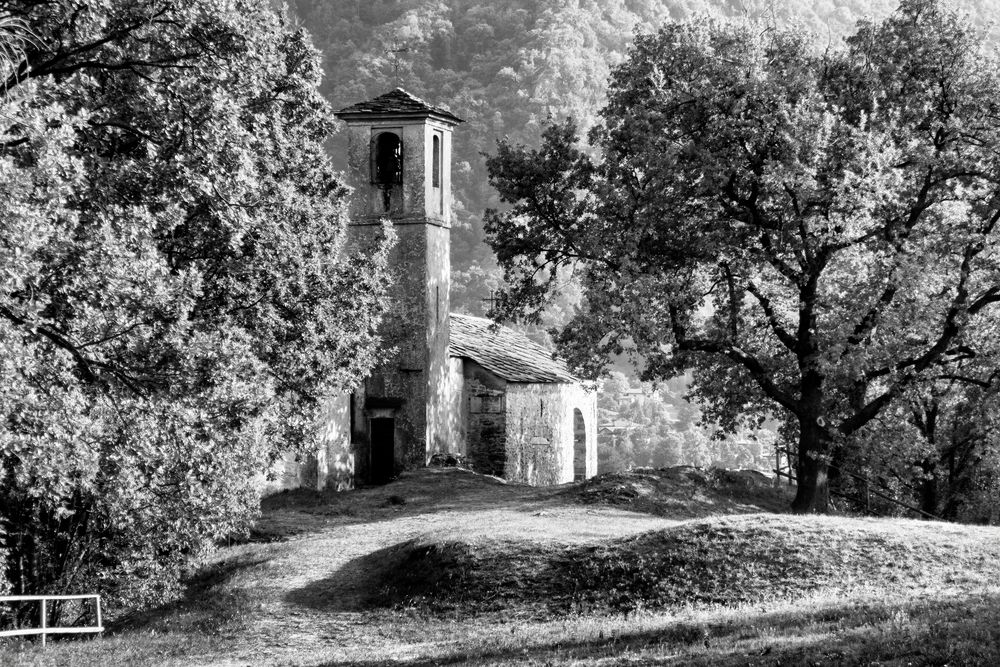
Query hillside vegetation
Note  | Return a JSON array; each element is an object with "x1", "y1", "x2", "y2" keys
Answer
[
  {"x1": 289, "y1": 0, "x2": 1000, "y2": 314},
  {"x1": 3, "y1": 468, "x2": 999, "y2": 666}
]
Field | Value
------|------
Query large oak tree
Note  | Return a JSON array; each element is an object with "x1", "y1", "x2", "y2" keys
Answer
[{"x1": 485, "y1": 0, "x2": 1000, "y2": 512}]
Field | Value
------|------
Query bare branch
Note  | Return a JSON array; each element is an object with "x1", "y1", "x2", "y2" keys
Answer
[
  {"x1": 669, "y1": 304, "x2": 799, "y2": 413},
  {"x1": 744, "y1": 278, "x2": 798, "y2": 352}
]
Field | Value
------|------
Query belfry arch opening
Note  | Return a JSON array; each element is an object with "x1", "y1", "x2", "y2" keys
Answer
[
  {"x1": 372, "y1": 132, "x2": 403, "y2": 185},
  {"x1": 573, "y1": 408, "x2": 586, "y2": 481}
]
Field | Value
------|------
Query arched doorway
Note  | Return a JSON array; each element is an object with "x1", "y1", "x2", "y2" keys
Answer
[{"x1": 573, "y1": 408, "x2": 587, "y2": 481}]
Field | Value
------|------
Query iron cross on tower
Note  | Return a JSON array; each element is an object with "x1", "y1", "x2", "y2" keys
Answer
[
  {"x1": 384, "y1": 44, "x2": 410, "y2": 83},
  {"x1": 481, "y1": 290, "x2": 499, "y2": 313}
]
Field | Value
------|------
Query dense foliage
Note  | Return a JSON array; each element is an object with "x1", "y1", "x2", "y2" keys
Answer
[
  {"x1": 485, "y1": 0, "x2": 1000, "y2": 513},
  {"x1": 846, "y1": 332, "x2": 1000, "y2": 521},
  {"x1": 0, "y1": 0, "x2": 392, "y2": 611},
  {"x1": 290, "y1": 0, "x2": 1000, "y2": 317}
]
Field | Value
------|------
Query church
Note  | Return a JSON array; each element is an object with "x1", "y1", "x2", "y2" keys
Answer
[{"x1": 270, "y1": 89, "x2": 597, "y2": 491}]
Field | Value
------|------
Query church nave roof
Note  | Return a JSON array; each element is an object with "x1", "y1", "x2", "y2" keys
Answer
[{"x1": 449, "y1": 313, "x2": 578, "y2": 384}]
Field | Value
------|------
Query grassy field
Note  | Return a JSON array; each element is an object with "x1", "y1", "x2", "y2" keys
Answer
[{"x1": 2, "y1": 467, "x2": 1000, "y2": 666}]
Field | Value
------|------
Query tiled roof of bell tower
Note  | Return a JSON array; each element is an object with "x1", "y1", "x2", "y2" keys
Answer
[{"x1": 335, "y1": 88, "x2": 463, "y2": 125}]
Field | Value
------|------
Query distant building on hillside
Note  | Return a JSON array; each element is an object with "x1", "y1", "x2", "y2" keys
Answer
[{"x1": 269, "y1": 89, "x2": 596, "y2": 491}]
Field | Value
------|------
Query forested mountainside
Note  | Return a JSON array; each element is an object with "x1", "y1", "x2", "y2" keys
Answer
[{"x1": 288, "y1": 0, "x2": 998, "y2": 315}]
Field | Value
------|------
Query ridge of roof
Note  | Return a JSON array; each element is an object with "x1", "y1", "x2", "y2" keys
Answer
[
  {"x1": 335, "y1": 88, "x2": 463, "y2": 124},
  {"x1": 448, "y1": 313, "x2": 578, "y2": 384}
]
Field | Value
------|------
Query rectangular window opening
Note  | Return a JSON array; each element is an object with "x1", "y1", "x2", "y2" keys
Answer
[{"x1": 432, "y1": 134, "x2": 441, "y2": 188}]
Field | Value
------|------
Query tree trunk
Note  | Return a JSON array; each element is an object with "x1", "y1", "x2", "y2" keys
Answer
[
  {"x1": 913, "y1": 402, "x2": 939, "y2": 518},
  {"x1": 792, "y1": 420, "x2": 830, "y2": 513},
  {"x1": 919, "y1": 459, "x2": 938, "y2": 517}
]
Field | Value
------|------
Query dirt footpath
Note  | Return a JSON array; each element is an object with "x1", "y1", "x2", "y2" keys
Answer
[{"x1": 173, "y1": 468, "x2": 679, "y2": 666}]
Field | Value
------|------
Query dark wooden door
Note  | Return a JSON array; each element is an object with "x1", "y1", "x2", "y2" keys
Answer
[{"x1": 370, "y1": 418, "x2": 395, "y2": 484}]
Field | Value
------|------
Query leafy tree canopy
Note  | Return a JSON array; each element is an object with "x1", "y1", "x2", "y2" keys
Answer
[
  {"x1": 485, "y1": 0, "x2": 1000, "y2": 513},
  {"x1": 291, "y1": 0, "x2": 1000, "y2": 317},
  {"x1": 0, "y1": 0, "x2": 392, "y2": 608}
]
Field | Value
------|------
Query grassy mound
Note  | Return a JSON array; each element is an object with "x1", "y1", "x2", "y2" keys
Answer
[
  {"x1": 573, "y1": 467, "x2": 793, "y2": 518},
  {"x1": 374, "y1": 514, "x2": 1000, "y2": 616}
]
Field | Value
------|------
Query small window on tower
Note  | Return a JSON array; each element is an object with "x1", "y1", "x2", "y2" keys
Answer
[
  {"x1": 373, "y1": 132, "x2": 403, "y2": 184},
  {"x1": 432, "y1": 134, "x2": 441, "y2": 188}
]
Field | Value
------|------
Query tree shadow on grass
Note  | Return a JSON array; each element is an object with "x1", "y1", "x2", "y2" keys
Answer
[
  {"x1": 308, "y1": 592, "x2": 1000, "y2": 666},
  {"x1": 281, "y1": 538, "x2": 524, "y2": 615},
  {"x1": 284, "y1": 537, "x2": 569, "y2": 618},
  {"x1": 111, "y1": 552, "x2": 274, "y2": 633},
  {"x1": 282, "y1": 543, "x2": 411, "y2": 613}
]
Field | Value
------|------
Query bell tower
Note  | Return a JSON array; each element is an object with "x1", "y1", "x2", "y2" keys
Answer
[{"x1": 335, "y1": 89, "x2": 462, "y2": 482}]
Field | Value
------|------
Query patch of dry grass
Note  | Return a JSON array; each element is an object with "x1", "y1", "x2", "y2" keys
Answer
[
  {"x1": 3, "y1": 468, "x2": 999, "y2": 666},
  {"x1": 369, "y1": 513, "x2": 1000, "y2": 618},
  {"x1": 573, "y1": 467, "x2": 794, "y2": 518},
  {"x1": 367, "y1": 589, "x2": 1000, "y2": 666}
]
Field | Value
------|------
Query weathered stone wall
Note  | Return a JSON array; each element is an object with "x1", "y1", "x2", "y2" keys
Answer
[
  {"x1": 261, "y1": 451, "x2": 307, "y2": 495},
  {"x1": 344, "y1": 119, "x2": 454, "y2": 226},
  {"x1": 317, "y1": 393, "x2": 354, "y2": 491},
  {"x1": 505, "y1": 382, "x2": 598, "y2": 485},
  {"x1": 348, "y1": 391, "x2": 368, "y2": 481},
  {"x1": 261, "y1": 391, "x2": 355, "y2": 494},
  {"x1": 421, "y1": 122, "x2": 453, "y2": 225},
  {"x1": 440, "y1": 357, "x2": 466, "y2": 456},
  {"x1": 424, "y1": 223, "x2": 454, "y2": 458},
  {"x1": 336, "y1": 115, "x2": 456, "y2": 481},
  {"x1": 461, "y1": 360, "x2": 508, "y2": 476},
  {"x1": 358, "y1": 219, "x2": 433, "y2": 472},
  {"x1": 504, "y1": 383, "x2": 563, "y2": 485}
]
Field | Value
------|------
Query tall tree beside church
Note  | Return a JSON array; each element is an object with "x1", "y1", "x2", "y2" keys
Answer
[
  {"x1": 484, "y1": 0, "x2": 1000, "y2": 512},
  {"x1": 0, "y1": 0, "x2": 392, "y2": 607},
  {"x1": 0, "y1": 11, "x2": 36, "y2": 596}
]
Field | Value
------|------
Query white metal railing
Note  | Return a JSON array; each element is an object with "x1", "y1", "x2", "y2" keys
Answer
[{"x1": 0, "y1": 594, "x2": 103, "y2": 647}]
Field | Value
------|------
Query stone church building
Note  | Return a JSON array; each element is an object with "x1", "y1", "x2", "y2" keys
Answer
[{"x1": 271, "y1": 89, "x2": 596, "y2": 491}]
